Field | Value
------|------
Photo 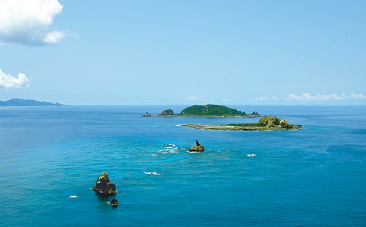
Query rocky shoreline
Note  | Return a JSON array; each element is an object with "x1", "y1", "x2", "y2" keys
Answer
[
  {"x1": 182, "y1": 123, "x2": 302, "y2": 131},
  {"x1": 182, "y1": 116, "x2": 302, "y2": 131}
]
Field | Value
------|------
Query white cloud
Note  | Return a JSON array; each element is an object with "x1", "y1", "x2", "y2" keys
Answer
[
  {"x1": 0, "y1": 69, "x2": 30, "y2": 89},
  {"x1": 249, "y1": 93, "x2": 366, "y2": 102},
  {"x1": 0, "y1": 0, "x2": 64, "y2": 45},
  {"x1": 43, "y1": 31, "x2": 65, "y2": 44},
  {"x1": 186, "y1": 96, "x2": 204, "y2": 102},
  {"x1": 286, "y1": 93, "x2": 366, "y2": 101},
  {"x1": 349, "y1": 93, "x2": 366, "y2": 99},
  {"x1": 248, "y1": 96, "x2": 280, "y2": 102}
]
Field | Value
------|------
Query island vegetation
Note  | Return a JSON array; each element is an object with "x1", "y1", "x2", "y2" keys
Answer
[
  {"x1": 180, "y1": 104, "x2": 259, "y2": 117},
  {"x1": 182, "y1": 116, "x2": 302, "y2": 131},
  {"x1": 151, "y1": 104, "x2": 260, "y2": 118}
]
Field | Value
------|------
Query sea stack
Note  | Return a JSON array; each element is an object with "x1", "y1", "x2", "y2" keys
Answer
[
  {"x1": 92, "y1": 172, "x2": 117, "y2": 196},
  {"x1": 109, "y1": 199, "x2": 119, "y2": 207},
  {"x1": 189, "y1": 140, "x2": 205, "y2": 152},
  {"x1": 141, "y1": 112, "x2": 151, "y2": 117}
]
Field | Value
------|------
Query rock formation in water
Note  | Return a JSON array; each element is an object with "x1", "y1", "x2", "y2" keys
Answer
[
  {"x1": 109, "y1": 198, "x2": 119, "y2": 207},
  {"x1": 180, "y1": 104, "x2": 247, "y2": 117},
  {"x1": 258, "y1": 116, "x2": 292, "y2": 128},
  {"x1": 92, "y1": 172, "x2": 117, "y2": 196},
  {"x1": 183, "y1": 115, "x2": 302, "y2": 131},
  {"x1": 141, "y1": 112, "x2": 151, "y2": 117},
  {"x1": 189, "y1": 140, "x2": 205, "y2": 152},
  {"x1": 159, "y1": 109, "x2": 174, "y2": 116}
]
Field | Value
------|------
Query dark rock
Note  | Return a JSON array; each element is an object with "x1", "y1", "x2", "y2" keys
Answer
[
  {"x1": 109, "y1": 199, "x2": 119, "y2": 207},
  {"x1": 159, "y1": 109, "x2": 174, "y2": 116},
  {"x1": 189, "y1": 140, "x2": 204, "y2": 152},
  {"x1": 141, "y1": 112, "x2": 151, "y2": 117},
  {"x1": 92, "y1": 172, "x2": 117, "y2": 196}
]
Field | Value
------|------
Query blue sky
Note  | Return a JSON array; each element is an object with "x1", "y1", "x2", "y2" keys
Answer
[{"x1": 0, "y1": 0, "x2": 365, "y2": 105}]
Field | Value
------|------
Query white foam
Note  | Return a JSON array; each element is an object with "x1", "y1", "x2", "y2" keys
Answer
[
  {"x1": 69, "y1": 195, "x2": 78, "y2": 199},
  {"x1": 178, "y1": 148, "x2": 188, "y2": 151},
  {"x1": 187, "y1": 151, "x2": 202, "y2": 154},
  {"x1": 167, "y1": 149, "x2": 178, "y2": 153},
  {"x1": 143, "y1": 171, "x2": 160, "y2": 176}
]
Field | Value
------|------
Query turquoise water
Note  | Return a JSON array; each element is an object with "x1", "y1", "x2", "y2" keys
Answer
[{"x1": 0, "y1": 105, "x2": 365, "y2": 226}]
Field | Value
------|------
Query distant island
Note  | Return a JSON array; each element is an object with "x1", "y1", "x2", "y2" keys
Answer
[
  {"x1": 0, "y1": 98, "x2": 63, "y2": 106},
  {"x1": 154, "y1": 104, "x2": 260, "y2": 118},
  {"x1": 182, "y1": 116, "x2": 302, "y2": 131}
]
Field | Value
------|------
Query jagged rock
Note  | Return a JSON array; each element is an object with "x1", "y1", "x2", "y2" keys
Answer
[
  {"x1": 92, "y1": 172, "x2": 117, "y2": 196},
  {"x1": 189, "y1": 140, "x2": 204, "y2": 152},
  {"x1": 159, "y1": 109, "x2": 174, "y2": 116},
  {"x1": 258, "y1": 116, "x2": 280, "y2": 127},
  {"x1": 279, "y1": 119, "x2": 290, "y2": 127},
  {"x1": 141, "y1": 112, "x2": 151, "y2": 117},
  {"x1": 109, "y1": 199, "x2": 119, "y2": 207},
  {"x1": 258, "y1": 116, "x2": 296, "y2": 129}
]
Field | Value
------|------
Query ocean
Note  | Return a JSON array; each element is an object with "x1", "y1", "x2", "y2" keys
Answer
[{"x1": 0, "y1": 105, "x2": 365, "y2": 226}]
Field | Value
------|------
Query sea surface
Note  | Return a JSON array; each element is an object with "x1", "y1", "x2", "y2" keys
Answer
[{"x1": 0, "y1": 105, "x2": 365, "y2": 226}]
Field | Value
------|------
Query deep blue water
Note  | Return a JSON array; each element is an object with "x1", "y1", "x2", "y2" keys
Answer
[{"x1": 0, "y1": 105, "x2": 365, "y2": 226}]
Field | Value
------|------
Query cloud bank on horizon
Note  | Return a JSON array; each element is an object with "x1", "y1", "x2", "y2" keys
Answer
[
  {"x1": 250, "y1": 93, "x2": 366, "y2": 102},
  {"x1": 0, "y1": 69, "x2": 30, "y2": 89},
  {"x1": 287, "y1": 93, "x2": 366, "y2": 101},
  {"x1": 0, "y1": 0, "x2": 64, "y2": 45}
]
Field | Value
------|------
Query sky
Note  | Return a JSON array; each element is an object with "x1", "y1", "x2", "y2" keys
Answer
[{"x1": 0, "y1": 0, "x2": 365, "y2": 105}]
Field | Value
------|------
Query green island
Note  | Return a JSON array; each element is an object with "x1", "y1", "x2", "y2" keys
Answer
[
  {"x1": 182, "y1": 116, "x2": 302, "y2": 131},
  {"x1": 0, "y1": 98, "x2": 63, "y2": 106},
  {"x1": 156, "y1": 104, "x2": 260, "y2": 118}
]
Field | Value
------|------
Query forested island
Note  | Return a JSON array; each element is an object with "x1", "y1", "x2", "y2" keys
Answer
[
  {"x1": 0, "y1": 98, "x2": 63, "y2": 106},
  {"x1": 182, "y1": 116, "x2": 302, "y2": 131},
  {"x1": 155, "y1": 104, "x2": 260, "y2": 118}
]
